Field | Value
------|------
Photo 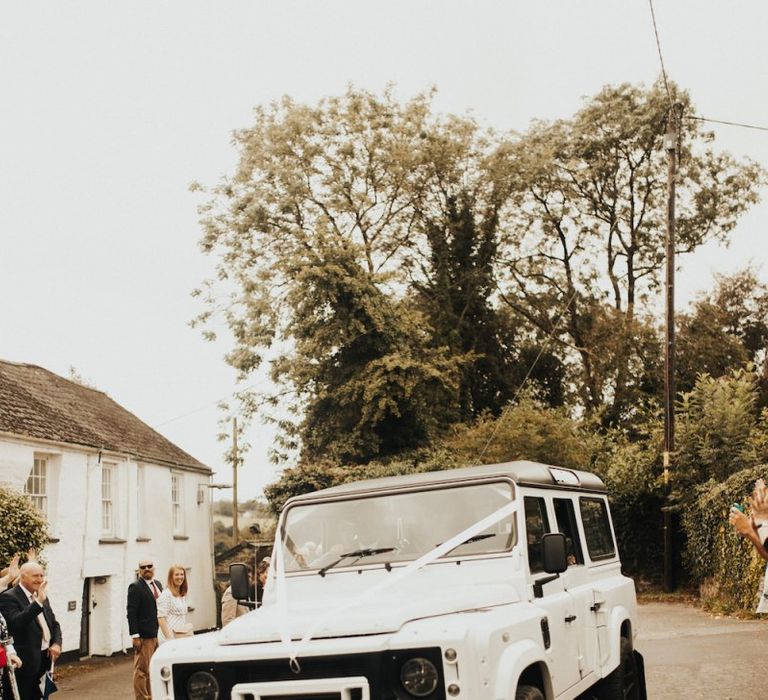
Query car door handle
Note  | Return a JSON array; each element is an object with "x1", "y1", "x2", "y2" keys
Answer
[
  {"x1": 590, "y1": 602, "x2": 603, "y2": 612},
  {"x1": 564, "y1": 614, "x2": 577, "y2": 623}
]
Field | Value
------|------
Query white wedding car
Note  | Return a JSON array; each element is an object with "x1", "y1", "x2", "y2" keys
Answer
[{"x1": 151, "y1": 461, "x2": 646, "y2": 700}]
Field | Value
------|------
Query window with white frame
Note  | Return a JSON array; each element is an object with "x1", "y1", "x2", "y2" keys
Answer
[
  {"x1": 101, "y1": 462, "x2": 116, "y2": 536},
  {"x1": 136, "y1": 464, "x2": 148, "y2": 539},
  {"x1": 25, "y1": 457, "x2": 48, "y2": 515},
  {"x1": 171, "y1": 472, "x2": 184, "y2": 535}
]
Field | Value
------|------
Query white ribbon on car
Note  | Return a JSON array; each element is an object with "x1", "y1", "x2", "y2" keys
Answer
[{"x1": 273, "y1": 499, "x2": 519, "y2": 671}]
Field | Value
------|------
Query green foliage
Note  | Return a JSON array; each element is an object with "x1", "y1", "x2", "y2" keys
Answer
[
  {"x1": 676, "y1": 368, "x2": 762, "y2": 485},
  {"x1": 444, "y1": 392, "x2": 598, "y2": 469},
  {"x1": 0, "y1": 487, "x2": 48, "y2": 566},
  {"x1": 676, "y1": 269, "x2": 768, "y2": 399},
  {"x1": 682, "y1": 467, "x2": 766, "y2": 613},
  {"x1": 592, "y1": 416, "x2": 665, "y2": 578},
  {"x1": 195, "y1": 87, "x2": 495, "y2": 463}
]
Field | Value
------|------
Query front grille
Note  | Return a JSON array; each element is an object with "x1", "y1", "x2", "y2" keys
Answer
[
  {"x1": 264, "y1": 695, "x2": 346, "y2": 700},
  {"x1": 173, "y1": 648, "x2": 444, "y2": 700}
]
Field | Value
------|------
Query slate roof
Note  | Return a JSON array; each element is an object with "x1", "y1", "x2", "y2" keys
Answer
[{"x1": 0, "y1": 360, "x2": 210, "y2": 473}]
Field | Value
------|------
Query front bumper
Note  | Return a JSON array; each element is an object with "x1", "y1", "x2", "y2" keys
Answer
[{"x1": 167, "y1": 647, "x2": 445, "y2": 700}]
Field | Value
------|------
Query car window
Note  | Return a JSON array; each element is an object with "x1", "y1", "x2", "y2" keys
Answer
[
  {"x1": 281, "y1": 481, "x2": 517, "y2": 572},
  {"x1": 553, "y1": 498, "x2": 584, "y2": 566},
  {"x1": 524, "y1": 496, "x2": 551, "y2": 573},
  {"x1": 579, "y1": 497, "x2": 616, "y2": 560}
]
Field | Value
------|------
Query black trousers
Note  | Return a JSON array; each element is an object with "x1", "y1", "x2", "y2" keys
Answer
[{"x1": 14, "y1": 655, "x2": 47, "y2": 700}]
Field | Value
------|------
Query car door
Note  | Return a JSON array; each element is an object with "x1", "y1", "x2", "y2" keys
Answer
[
  {"x1": 524, "y1": 494, "x2": 582, "y2": 695},
  {"x1": 552, "y1": 496, "x2": 600, "y2": 681}
]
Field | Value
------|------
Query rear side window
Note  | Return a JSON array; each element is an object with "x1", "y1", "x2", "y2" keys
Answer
[
  {"x1": 579, "y1": 497, "x2": 616, "y2": 560},
  {"x1": 524, "y1": 497, "x2": 550, "y2": 573},
  {"x1": 553, "y1": 498, "x2": 584, "y2": 566}
]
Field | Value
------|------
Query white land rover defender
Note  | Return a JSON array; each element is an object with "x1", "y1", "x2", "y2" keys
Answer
[{"x1": 150, "y1": 461, "x2": 647, "y2": 700}]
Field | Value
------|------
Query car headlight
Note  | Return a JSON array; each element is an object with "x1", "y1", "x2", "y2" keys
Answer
[
  {"x1": 401, "y1": 657, "x2": 439, "y2": 697},
  {"x1": 187, "y1": 671, "x2": 220, "y2": 700}
]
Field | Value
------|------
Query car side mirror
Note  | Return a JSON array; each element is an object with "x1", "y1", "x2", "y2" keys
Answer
[
  {"x1": 230, "y1": 563, "x2": 251, "y2": 602},
  {"x1": 542, "y1": 532, "x2": 568, "y2": 574}
]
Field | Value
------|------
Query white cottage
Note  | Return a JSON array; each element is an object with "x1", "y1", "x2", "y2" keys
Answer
[{"x1": 0, "y1": 359, "x2": 216, "y2": 658}]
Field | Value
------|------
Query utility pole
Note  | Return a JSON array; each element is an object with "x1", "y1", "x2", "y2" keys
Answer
[
  {"x1": 663, "y1": 102, "x2": 682, "y2": 592},
  {"x1": 232, "y1": 417, "x2": 239, "y2": 547}
]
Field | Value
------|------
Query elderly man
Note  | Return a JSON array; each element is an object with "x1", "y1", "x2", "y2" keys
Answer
[
  {"x1": 0, "y1": 562, "x2": 62, "y2": 700},
  {"x1": 126, "y1": 560, "x2": 163, "y2": 700}
]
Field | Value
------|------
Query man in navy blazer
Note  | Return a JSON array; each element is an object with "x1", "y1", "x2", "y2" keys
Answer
[
  {"x1": 126, "y1": 560, "x2": 163, "y2": 700},
  {"x1": 0, "y1": 562, "x2": 62, "y2": 700}
]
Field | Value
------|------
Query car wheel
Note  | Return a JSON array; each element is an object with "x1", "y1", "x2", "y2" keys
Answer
[
  {"x1": 516, "y1": 685, "x2": 545, "y2": 700},
  {"x1": 597, "y1": 636, "x2": 640, "y2": 700}
]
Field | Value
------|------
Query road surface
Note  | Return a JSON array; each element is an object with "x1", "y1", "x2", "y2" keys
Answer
[
  {"x1": 54, "y1": 602, "x2": 767, "y2": 698},
  {"x1": 636, "y1": 601, "x2": 766, "y2": 699}
]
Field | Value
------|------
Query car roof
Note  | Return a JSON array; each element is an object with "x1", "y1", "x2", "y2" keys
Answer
[{"x1": 287, "y1": 460, "x2": 606, "y2": 505}]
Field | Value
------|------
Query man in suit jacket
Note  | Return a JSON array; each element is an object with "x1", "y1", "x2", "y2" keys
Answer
[
  {"x1": 126, "y1": 560, "x2": 163, "y2": 700},
  {"x1": 0, "y1": 562, "x2": 62, "y2": 700}
]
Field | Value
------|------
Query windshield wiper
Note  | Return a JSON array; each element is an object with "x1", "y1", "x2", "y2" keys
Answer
[
  {"x1": 318, "y1": 547, "x2": 396, "y2": 577},
  {"x1": 443, "y1": 532, "x2": 496, "y2": 555}
]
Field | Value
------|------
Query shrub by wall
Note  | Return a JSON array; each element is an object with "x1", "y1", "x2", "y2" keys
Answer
[
  {"x1": 682, "y1": 465, "x2": 767, "y2": 613},
  {"x1": 0, "y1": 487, "x2": 48, "y2": 567}
]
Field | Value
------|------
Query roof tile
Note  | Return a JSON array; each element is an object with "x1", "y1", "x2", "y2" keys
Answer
[{"x1": 0, "y1": 360, "x2": 210, "y2": 472}]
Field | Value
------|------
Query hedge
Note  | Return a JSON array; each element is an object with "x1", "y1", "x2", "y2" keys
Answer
[{"x1": 682, "y1": 465, "x2": 767, "y2": 613}]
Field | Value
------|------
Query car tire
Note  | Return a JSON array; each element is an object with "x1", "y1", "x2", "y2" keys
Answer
[
  {"x1": 516, "y1": 685, "x2": 545, "y2": 700},
  {"x1": 596, "y1": 636, "x2": 640, "y2": 700}
]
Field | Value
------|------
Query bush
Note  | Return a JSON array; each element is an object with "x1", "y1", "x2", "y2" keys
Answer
[
  {"x1": 682, "y1": 466, "x2": 767, "y2": 613},
  {"x1": 444, "y1": 394, "x2": 599, "y2": 470},
  {"x1": 0, "y1": 487, "x2": 49, "y2": 567},
  {"x1": 591, "y1": 420, "x2": 666, "y2": 580},
  {"x1": 676, "y1": 368, "x2": 762, "y2": 485}
]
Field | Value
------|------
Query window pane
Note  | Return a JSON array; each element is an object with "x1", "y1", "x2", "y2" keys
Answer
[
  {"x1": 172, "y1": 474, "x2": 183, "y2": 533},
  {"x1": 553, "y1": 498, "x2": 584, "y2": 566},
  {"x1": 579, "y1": 498, "x2": 616, "y2": 560},
  {"x1": 524, "y1": 496, "x2": 550, "y2": 573},
  {"x1": 282, "y1": 481, "x2": 516, "y2": 573},
  {"x1": 25, "y1": 457, "x2": 48, "y2": 515},
  {"x1": 101, "y1": 465, "x2": 113, "y2": 534}
]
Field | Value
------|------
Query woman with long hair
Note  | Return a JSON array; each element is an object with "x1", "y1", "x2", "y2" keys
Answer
[{"x1": 156, "y1": 565, "x2": 191, "y2": 643}]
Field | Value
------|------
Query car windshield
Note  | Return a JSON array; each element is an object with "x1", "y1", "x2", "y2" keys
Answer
[{"x1": 281, "y1": 481, "x2": 516, "y2": 573}]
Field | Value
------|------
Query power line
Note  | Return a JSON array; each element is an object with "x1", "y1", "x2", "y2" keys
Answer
[
  {"x1": 686, "y1": 115, "x2": 768, "y2": 133},
  {"x1": 647, "y1": 0, "x2": 674, "y2": 107},
  {"x1": 645, "y1": 1, "x2": 768, "y2": 136},
  {"x1": 474, "y1": 287, "x2": 578, "y2": 466},
  {"x1": 152, "y1": 380, "x2": 270, "y2": 429}
]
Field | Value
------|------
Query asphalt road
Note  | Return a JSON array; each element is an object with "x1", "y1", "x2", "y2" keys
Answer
[
  {"x1": 636, "y1": 602, "x2": 766, "y2": 699},
  {"x1": 54, "y1": 602, "x2": 767, "y2": 699}
]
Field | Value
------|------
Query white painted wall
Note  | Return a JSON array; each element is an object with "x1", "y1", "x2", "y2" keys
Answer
[{"x1": 0, "y1": 435, "x2": 215, "y2": 656}]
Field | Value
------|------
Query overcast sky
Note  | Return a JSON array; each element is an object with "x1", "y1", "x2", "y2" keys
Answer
[{"x1": 1, "y1": 1, "x2": 766, "y2": 500}]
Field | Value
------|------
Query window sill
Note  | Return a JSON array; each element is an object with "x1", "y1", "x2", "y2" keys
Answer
[
  {"x1": 99, "y1": 538, "x2": 127, "y2": 545},
  {"x1": 173, "y1": 535, "x2": 190, "y2": 541},
  {"x1": 136, "y1": 537, "x2": 151, "y2": 543}
]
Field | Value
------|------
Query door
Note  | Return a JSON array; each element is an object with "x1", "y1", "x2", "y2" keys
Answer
[
  {"x1": 552, "y1": 497, "x2": 600, "y2": 679},
  {"x1": 79, "y1": 578, "x2": 91, "y2": 656},
  {"x1": 525, "y1": 495, "x2": 582, "y2": 694}
]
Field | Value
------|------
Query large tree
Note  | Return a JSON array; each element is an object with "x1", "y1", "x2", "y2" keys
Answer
[
  {"x1": 194, "y1": 88, "x2": 509, "y2": 463},
  {"x1": 498, "y1": 82, "x2": 764, "y2": 425}
]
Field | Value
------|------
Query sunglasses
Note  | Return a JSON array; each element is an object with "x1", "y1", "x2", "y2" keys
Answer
[{"x1": 139, "y1": 564, "x2": 154, "y2": 570}]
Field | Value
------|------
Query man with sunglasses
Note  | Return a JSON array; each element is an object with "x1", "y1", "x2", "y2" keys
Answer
[{"x1": 126, "y1": 560, "x2": 163, "y2": 699}]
